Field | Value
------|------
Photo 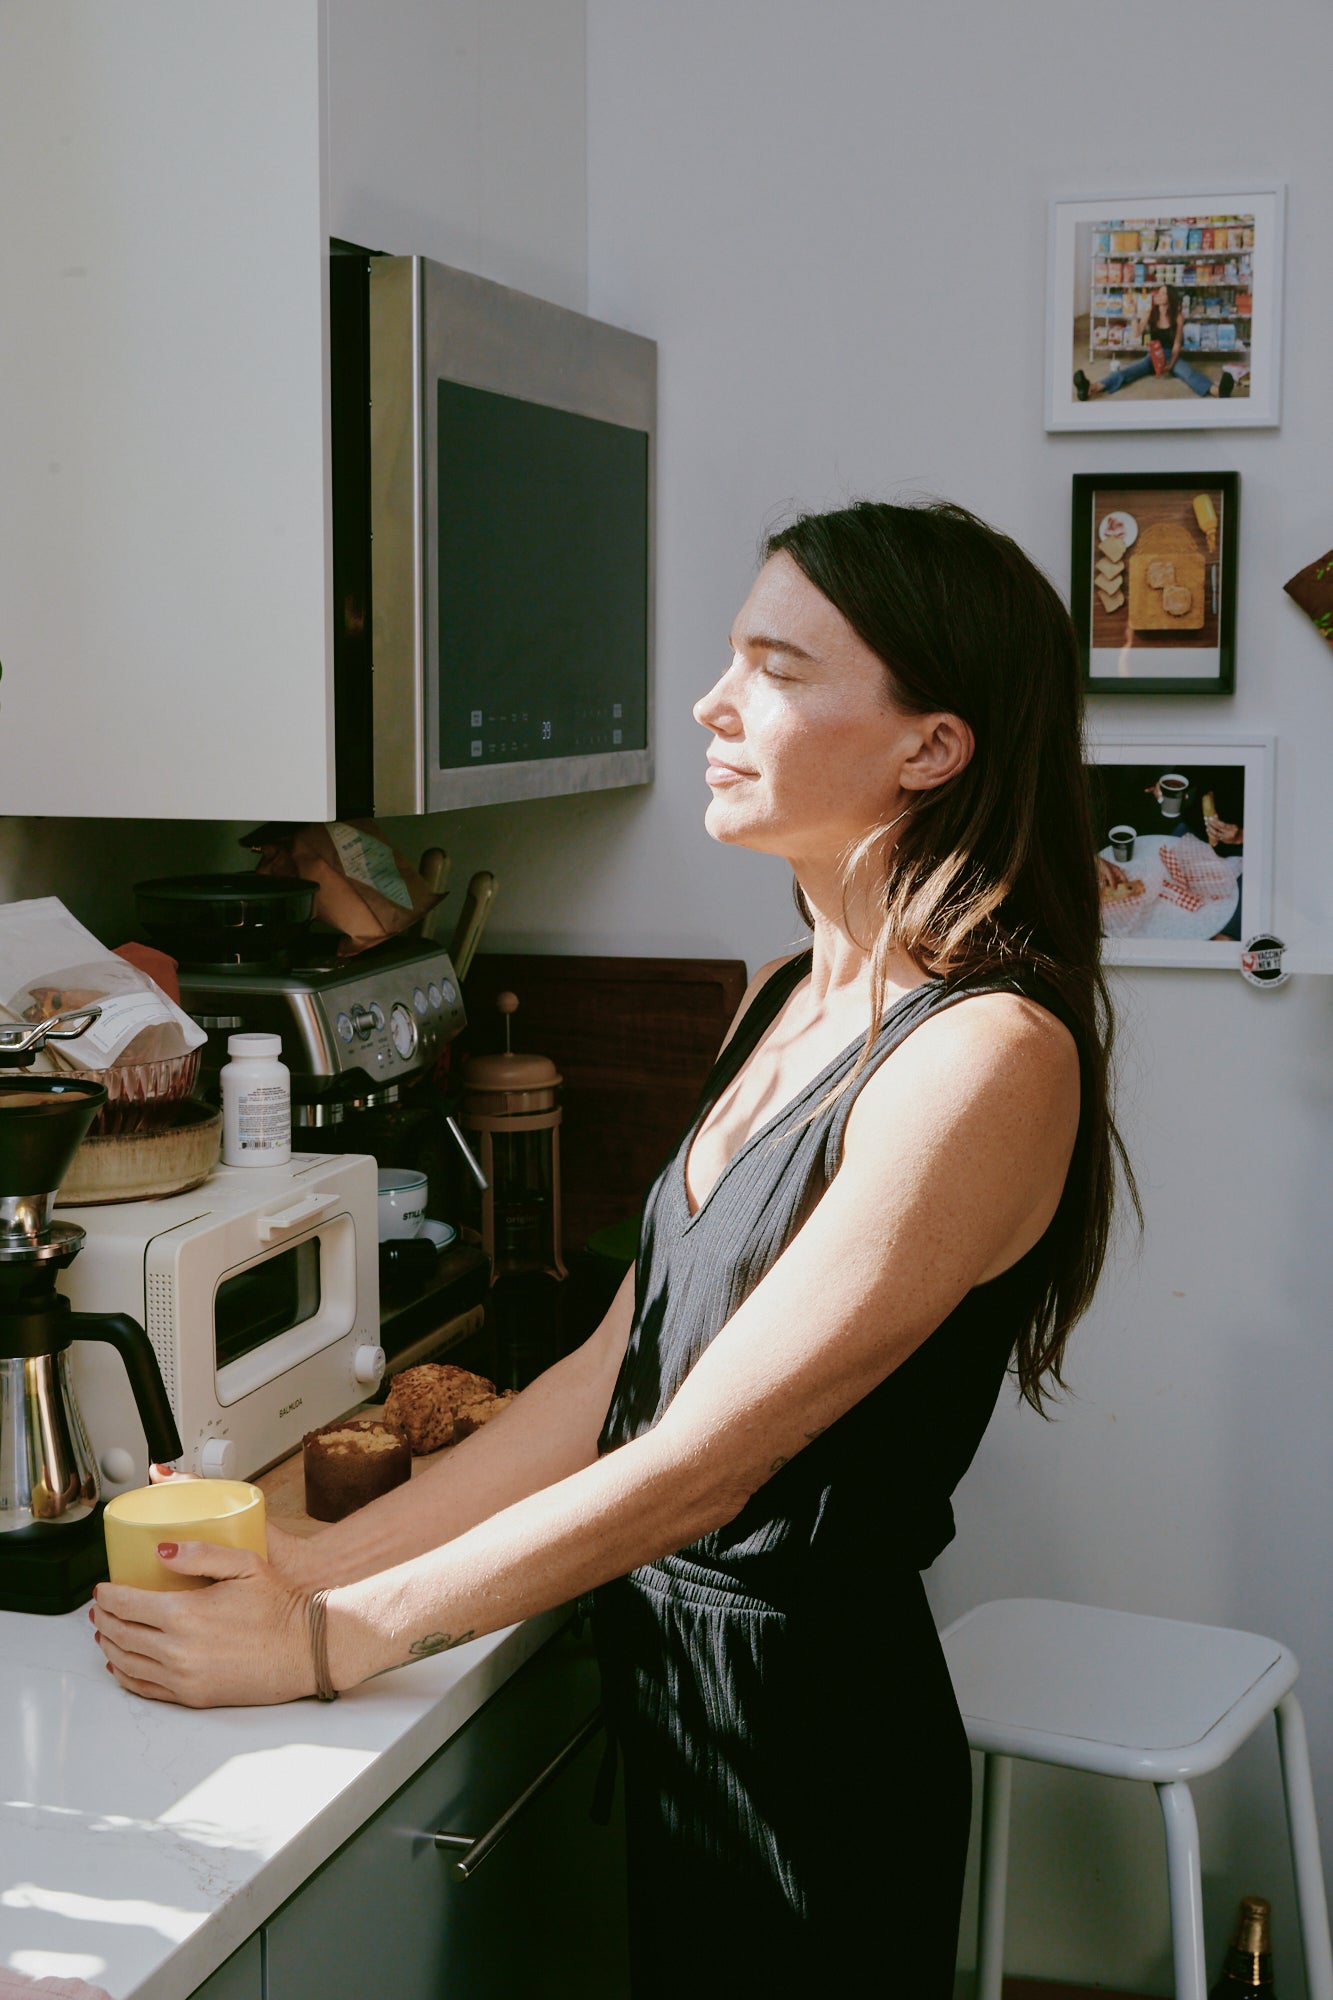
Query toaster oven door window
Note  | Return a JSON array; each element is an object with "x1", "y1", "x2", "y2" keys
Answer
[{"x1": 215, "y1": 1239, "x2": 321, "y2": 1372}]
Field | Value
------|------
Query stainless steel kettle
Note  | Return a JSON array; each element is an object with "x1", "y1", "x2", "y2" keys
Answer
[{"x1": 0, "y1": 1012, "x2": 183, "y2": 1611}]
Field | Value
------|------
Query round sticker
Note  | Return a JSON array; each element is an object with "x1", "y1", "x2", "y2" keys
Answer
[{"x1": 1240, "y1": 935, "x2": 1289, "y2": 989}]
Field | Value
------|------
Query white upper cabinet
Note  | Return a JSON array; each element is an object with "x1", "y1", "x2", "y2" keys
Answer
[{"x1": 0, "y1": 0, "x2": 333, "y2": 819}]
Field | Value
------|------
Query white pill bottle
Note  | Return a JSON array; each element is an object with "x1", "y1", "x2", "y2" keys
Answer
[{"x1": 220, "y1": 1032, "x2": 291, "y2": 1167}]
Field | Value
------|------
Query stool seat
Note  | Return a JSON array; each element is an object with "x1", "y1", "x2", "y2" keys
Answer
[
  {"x1": 943, "y1": 1597, "x2": 1295, "y2": 1781},
  {"x1": 940, "y1": 1597, "x2": 1332, "y2": 2000}
]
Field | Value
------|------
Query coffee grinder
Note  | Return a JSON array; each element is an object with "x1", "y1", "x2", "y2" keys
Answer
[{"x1": 0, "y1": 1010, "x2": 183, "y2": 1614}]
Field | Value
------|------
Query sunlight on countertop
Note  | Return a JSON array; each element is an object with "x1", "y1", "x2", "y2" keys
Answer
[{"x1": 157, "y1": 1744, "x2": 379, "y2": 1855}]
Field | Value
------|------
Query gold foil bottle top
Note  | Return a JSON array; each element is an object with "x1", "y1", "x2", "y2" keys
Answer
[
  {"x1": 1232, "y1": 1897, "x2": 1272, "y2": 1959},
  {"x1": 1213, "y1": 1895, "x2": 1275, "y2": 1996}
]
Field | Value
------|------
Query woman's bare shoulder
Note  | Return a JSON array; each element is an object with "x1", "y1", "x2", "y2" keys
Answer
[
  {"x1": 717, "y1": 950, "x2": 807, "y2": 1055},
  {"x1": 846, "y1": 988, "x2": 1080, "y2": 1161}
]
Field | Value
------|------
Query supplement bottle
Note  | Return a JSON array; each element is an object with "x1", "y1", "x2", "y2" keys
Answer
[{"x1": 221, "y1": 1032, "x2": 291, "y2": 1166}]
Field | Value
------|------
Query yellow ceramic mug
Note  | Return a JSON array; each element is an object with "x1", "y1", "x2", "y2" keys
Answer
[{"x1": 102, "y1": 1480, "x2": 267, "y2": 1591}]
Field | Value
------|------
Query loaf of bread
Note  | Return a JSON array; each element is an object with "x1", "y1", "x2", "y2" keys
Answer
[
  {"x1": 384, "y1": 1363, "x2": 516, "y2": 1456},
  {"x1": 303, "y1": 1415, "x2": 411, "y2": 1523}
]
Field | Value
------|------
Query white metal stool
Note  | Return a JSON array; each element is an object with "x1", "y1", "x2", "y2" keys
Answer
[{"x1": 941, "y1": 1599, "x2": 1333, "y2": 2000}]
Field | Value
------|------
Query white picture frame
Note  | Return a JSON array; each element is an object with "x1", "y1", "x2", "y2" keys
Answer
[
  {"x1": 1046, "y1": 187, "x2": 1285, "y2": 430},
  {"x1": 1087, "y1": 733, "x2": 1275, "y2": 968}
]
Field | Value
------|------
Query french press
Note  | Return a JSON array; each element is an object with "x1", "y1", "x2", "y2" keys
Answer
[
  {"x1": 459, "y1": 993, "x2": 568, "y2": 1281},
  {"x1": 0, "y1": 1009, "x2": 183, "y2": 1614}
]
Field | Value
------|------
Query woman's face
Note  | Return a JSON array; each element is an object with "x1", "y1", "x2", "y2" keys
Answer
[
  {"x1": 693, "y1": 553, "x2": 969, "y2": 866},
  {"x1": 1153, "y1": 285, "x2": 1169, "y2": 309}
]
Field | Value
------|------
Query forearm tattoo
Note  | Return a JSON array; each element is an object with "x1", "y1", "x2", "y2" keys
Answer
[
  {"x1": 769, "y1": 1427, "x2": 827, "y2": 1475},
  {"x1": 407, "y1": 1630, "x2": 476, "y2": 1661}
]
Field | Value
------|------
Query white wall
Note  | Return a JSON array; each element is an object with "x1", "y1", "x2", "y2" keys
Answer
[
  {"x1": 575, "y1": 1, "x2": 1333, "y2": 1993},
  {"x1": 324, "y1": 0, "x2": 586, "y2": 310}
]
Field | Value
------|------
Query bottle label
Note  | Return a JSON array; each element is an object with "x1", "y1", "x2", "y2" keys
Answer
[{"x1": 236, "y1": 1083, "x2": 289, "y2": 1149}]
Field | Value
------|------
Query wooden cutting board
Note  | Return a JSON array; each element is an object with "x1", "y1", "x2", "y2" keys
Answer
[{"x1": 1128, "y1": 526, "x2": 1205, "y2": 632}]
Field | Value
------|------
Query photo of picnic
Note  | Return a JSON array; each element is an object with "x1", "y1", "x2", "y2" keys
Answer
[
  {"x1": 1071, "y1": 210, "x2": 1254, "y2": 405},
  {"x1": 1090, "y1": 760, "x2": 1246, "y2": 943}
]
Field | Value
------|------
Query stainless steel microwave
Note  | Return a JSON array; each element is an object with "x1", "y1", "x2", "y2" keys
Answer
[{"x1": 333, "y1": 252, "x2": 656, "y2": 818}]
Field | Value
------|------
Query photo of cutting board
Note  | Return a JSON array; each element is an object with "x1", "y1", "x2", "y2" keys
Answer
[{"x1": 1128, "y1": 524, "x2": 1205, "y2": 632}]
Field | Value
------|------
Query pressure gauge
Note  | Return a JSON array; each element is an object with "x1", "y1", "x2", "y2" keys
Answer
[{"x1": 390, "y1": 1003, "x2": 417, "y2": 1059}]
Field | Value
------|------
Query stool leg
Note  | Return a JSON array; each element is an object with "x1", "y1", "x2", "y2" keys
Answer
[
  {"x1": 1156, "y1": 1782, "x2": 1207, "y2": 2000},
  {"x1": 976, "y1": 1753, "x2": 1012, "y2": 2000},
  {"x1": 1275, "y1": 1693, "x2": 1333, "y2": 2000}
]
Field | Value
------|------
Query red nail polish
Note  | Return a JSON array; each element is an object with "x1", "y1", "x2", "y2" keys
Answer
[
  {"x1": 153, "y1": 1463, "x2": 175, "y2": 1477},
  {"x1": 157, "y1": 1542, "x2": 178, "y2": 1560},
  {"x1": 106, "y1": 1660, "x2": 113, "y2": 1674},
  {"x1": 88, "y1": 1606, "x2": 95, "y2": 1623}
]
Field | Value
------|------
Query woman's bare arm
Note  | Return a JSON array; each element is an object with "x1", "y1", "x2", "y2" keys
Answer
[
  {"x1": 277, "y1": 962, "x2": 796, "y2": 1590},
  {"x1": 316, "y1": 990, "x2": 1078, "y2": 1682},
  {"x1": 280, "y1": 1266, "x2": 637, "y2": 1589},
  {"x1": 93, "y1": 990, "x2": 1076, "y2": 1707}
]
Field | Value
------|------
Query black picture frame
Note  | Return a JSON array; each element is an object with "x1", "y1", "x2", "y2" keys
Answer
[{"x1": 1071, "y1": 470, "x2": 1239, "y2": 696}]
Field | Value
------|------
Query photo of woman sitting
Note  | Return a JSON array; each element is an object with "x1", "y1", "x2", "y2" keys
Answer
[{"x1": 1075, "y1": 285, "x2": 1234, "y2": 401}]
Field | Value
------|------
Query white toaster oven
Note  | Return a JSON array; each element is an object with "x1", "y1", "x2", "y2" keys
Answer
[{"x1": 59, "y1": 1153, "x2": 381, "y2": 1494}]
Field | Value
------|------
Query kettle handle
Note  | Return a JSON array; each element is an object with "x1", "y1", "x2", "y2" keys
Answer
[{"x1": 68, "y1": 1311, "x2": 183, "y2": 1467}]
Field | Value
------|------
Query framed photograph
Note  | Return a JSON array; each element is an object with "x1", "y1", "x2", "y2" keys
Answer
[
  {"x1": 1046, "y1": 187, "x2": 1284, "y2": 430},
  {"x1": 1087, "y1": 735, "x2": 1274, "y2": 968},
  {"x1": 1072, "y1": 472, "x2": 1239, "y2": 696}
]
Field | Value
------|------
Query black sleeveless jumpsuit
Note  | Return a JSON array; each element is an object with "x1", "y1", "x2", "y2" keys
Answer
[{"x1": 594, "y1": 953, "x2": 1078, "y2": 1995}]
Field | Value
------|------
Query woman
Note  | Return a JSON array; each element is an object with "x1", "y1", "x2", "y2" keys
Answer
[
  {"x1": 1075, "y1": 282, "x2": 1233, "y2": 400},
  {"x1": 92, "y1": 501, "x2": 1134, "y2": 1994}
]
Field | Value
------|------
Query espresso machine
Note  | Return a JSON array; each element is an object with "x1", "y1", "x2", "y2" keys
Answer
[{"x1": 0, "y1": 1011, "x2": 182, "y2": 1614}]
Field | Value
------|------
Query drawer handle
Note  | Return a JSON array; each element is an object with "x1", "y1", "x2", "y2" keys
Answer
[{"x1": 433, "y1": 1708, "x2": 604, "y2": 1881}]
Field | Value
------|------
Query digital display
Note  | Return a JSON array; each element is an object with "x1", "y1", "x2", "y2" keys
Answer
[{"x1": 435, "y1": 381, "x2": 649, "y2": 772}]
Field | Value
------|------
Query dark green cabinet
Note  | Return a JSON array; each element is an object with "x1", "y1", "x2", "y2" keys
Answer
[{"x1": 261, "y1": 1621, "x2": 628, "y2": 1997}]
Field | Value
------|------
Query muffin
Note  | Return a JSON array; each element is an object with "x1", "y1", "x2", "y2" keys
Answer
[
  {"x1": 303, "y1": 1414, "x2": 411, "y2": 1523},
  {"x1": 383, "y1": 1363, "x2": 516, "y2": 1456}
]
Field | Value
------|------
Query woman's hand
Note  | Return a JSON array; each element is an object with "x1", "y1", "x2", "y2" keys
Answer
[
  {"x1": 91, "y1": 1544, "x2": 315, "y2": 1708},
  {"x1": 1205, "y1": 815, "x2": 1242, "y2": 846},
  {"x1": 263, "y1": 1519, "x2": 325, "y2": 1588},
  {"x1": 1096, "y1": 855, "x2": 1128, "y2": 894}
]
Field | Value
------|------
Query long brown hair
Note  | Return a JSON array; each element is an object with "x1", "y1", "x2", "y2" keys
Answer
[{"x1": 765, "y1": 499, "x2": 1139, "y2": 1410}]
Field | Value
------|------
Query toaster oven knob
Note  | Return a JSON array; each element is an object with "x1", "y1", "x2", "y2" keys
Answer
[
  {"x1": 351, "y1": 1004, "x2": 376, "y2": 1044},
  {"x1": 353, "y1": 1343, "x2": 386, "y2": 1387},
  {"x1": 200, "y1": 1437, "x2": 238, "y2": 1479}
]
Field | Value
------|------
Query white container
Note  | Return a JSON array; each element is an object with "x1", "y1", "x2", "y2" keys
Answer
[
  {"x1": 220, "y1": 1032, "x2": 291, "y2": 1166},
  {"x1": 377, "y1": 1166, "x2": 428, "y2": 1241}
]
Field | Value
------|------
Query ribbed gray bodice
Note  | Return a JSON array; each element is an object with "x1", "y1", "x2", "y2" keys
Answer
[{"x1": 598, "y1": 952, "x2": 1071, "y2": 1593}]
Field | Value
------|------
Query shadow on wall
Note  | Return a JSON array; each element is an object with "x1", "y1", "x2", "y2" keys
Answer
[{"x1": 0, "y1": 817, "x2": 248, "y2": 943}]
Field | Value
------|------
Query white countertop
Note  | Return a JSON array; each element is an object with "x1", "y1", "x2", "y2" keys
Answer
[{"x1": 0, "y1": 1600, "x2": 564, "y2": 1999}]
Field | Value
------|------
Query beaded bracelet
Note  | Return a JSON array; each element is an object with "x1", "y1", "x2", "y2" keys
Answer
[{"x1": 307, "y1": 1588, "x2": 339, "y2": 1702}]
